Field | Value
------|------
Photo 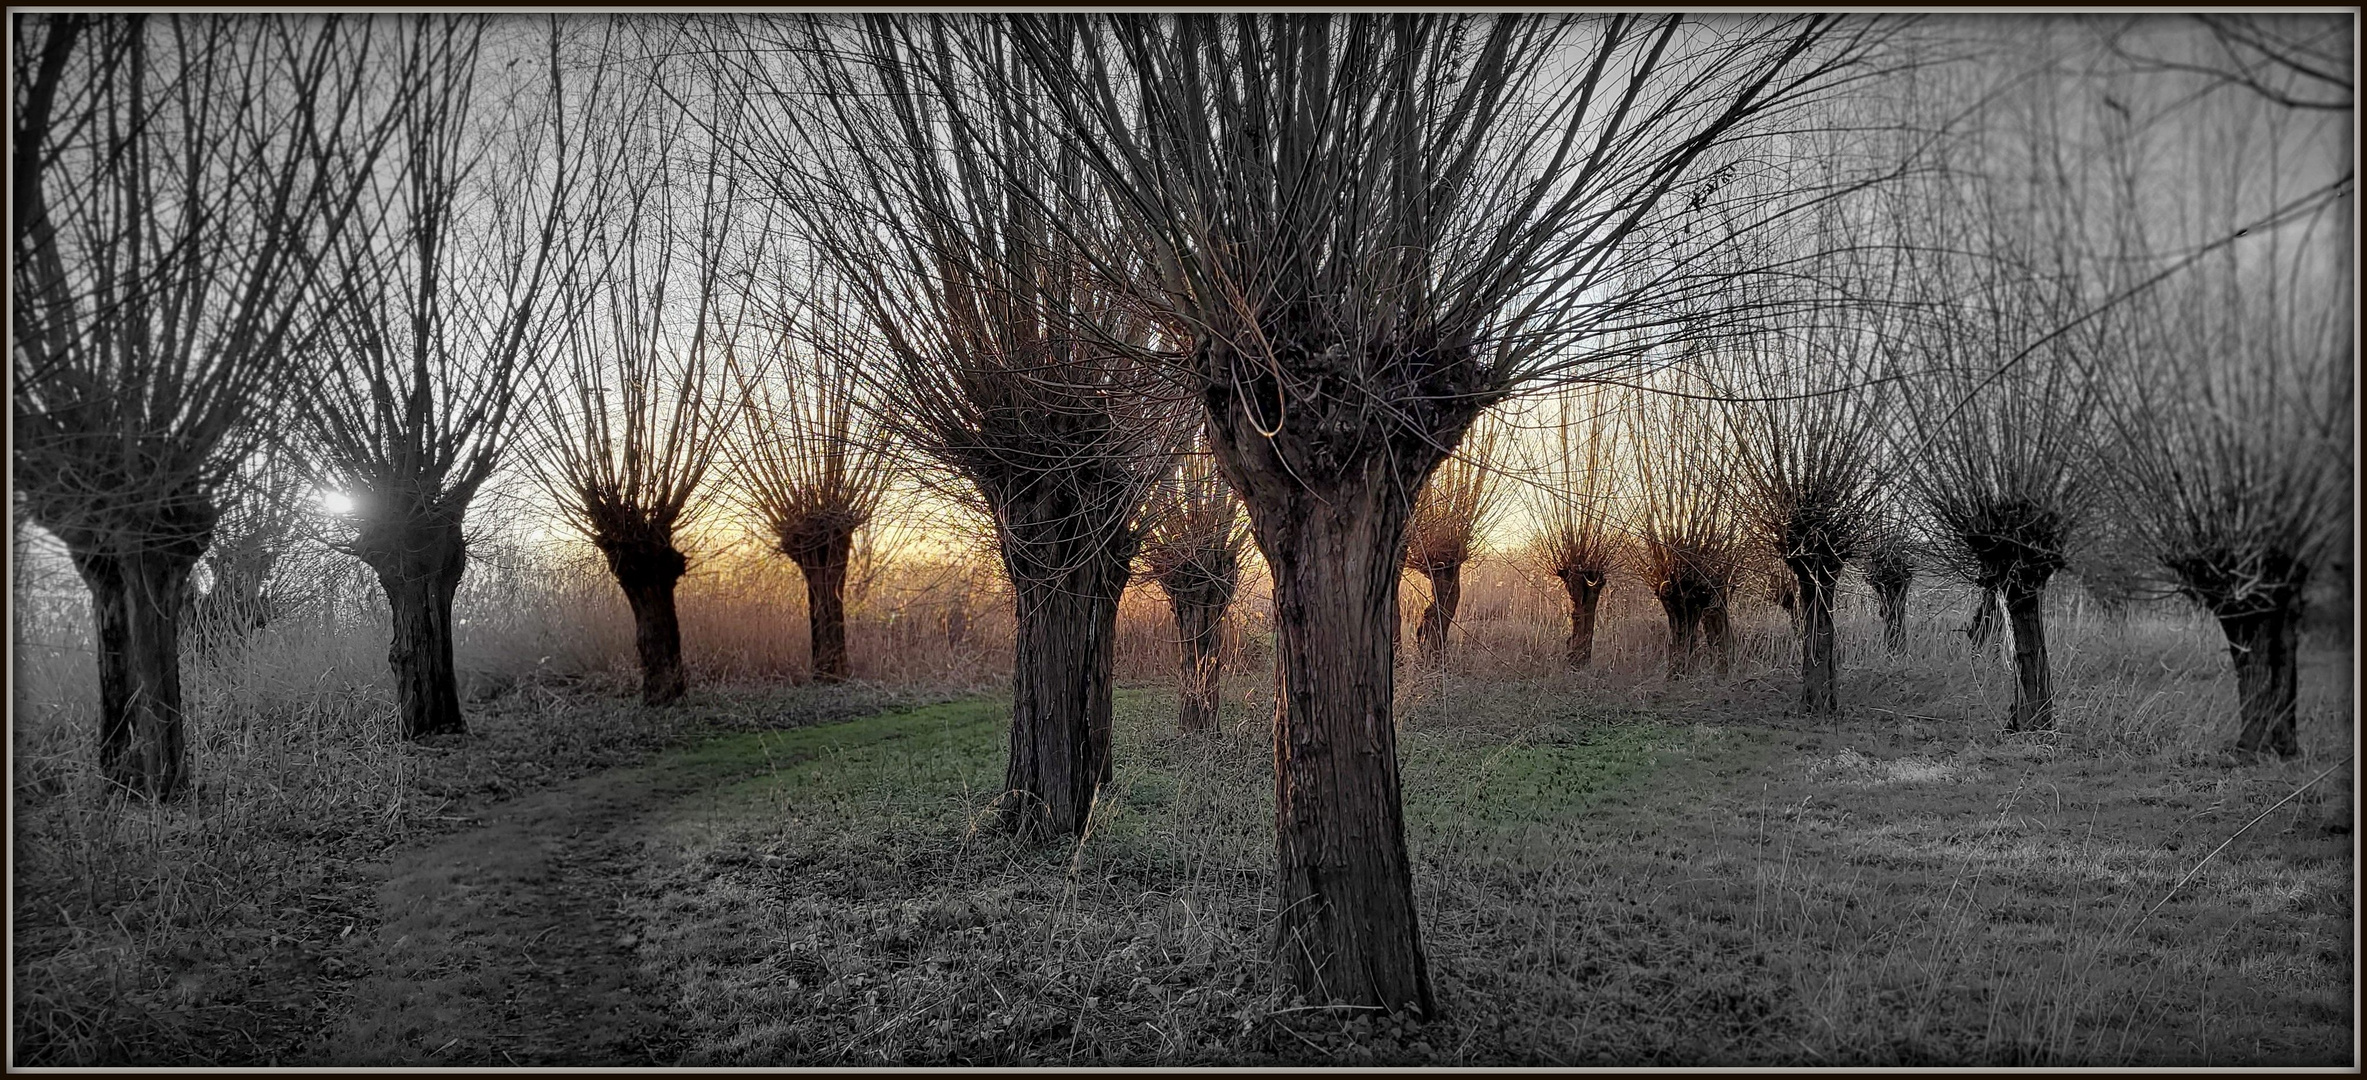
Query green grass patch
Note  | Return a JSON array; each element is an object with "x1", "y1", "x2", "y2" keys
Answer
[
  {"x1": 660, "y1": 698, "x2": 1008, "y2": 794},
  {"x1": 1409, "y1": 723, "x2": 1698, "y2": 827},
  {"x1": 650, "y1": 698, "x2": 1012, "y2": 848}
]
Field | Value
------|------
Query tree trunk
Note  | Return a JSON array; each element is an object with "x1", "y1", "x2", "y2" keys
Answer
[
  {"x1": 999, "y1": 542, "x2": 1130, "y2": 838},
  {"x1": 1875, "y1": 577, "x2": 1909, "y2": 656},
  {"x1": 1413, "y1": 562, "x2": 1463, "y2": 661},
  {"x1": 1170, "y1": 590, "x2": 1226, "y2": 733},
  {"x1": 1703, "y1": 600, "x2": 1734, "y2": 677},
  {"x1": 787, "y1": 531, "x2": 854, "y2": 684},
  {"x1": 2000, "y1": 577, "x2": 2054, "y2": 732},
  {"x1": 1967, "y1": 587, "x2": 2004, "y2": 653},
  {"x1": 69, "y1": 545, "x2": 199, "y2": 796},
  {"x1": 2220, "y1": 604, "x2": 2301, "y2": 758},
  {"x1": 1261, "y1": 496, "x2": 1434, "y2": 1017},
  {"x1": 604, "y1": 539, "x2": 688, "y2": 706},
  {"x1": 1660, "y1": 596, "x2": 1701, "y2": 678},
  {"x1": 1789, "y1": 555, "x2": 1842, "y2": 715},
  {"x1": 356, "y1": 512, "x2": 468, "y2": 740},
  {"x1": 1776, "y1": 577, "x2": 1803, "y2": 638},
  {"x1": 1559, "y1": 569, "x2": 1604, "y2": 669}
]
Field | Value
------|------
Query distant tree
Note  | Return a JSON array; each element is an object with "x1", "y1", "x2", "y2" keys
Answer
[
  {"x1": 1521, "y1": 389, "x2": 1627, "y2": 670},
  {"x1": 523, "y1": 57, "x2": 741, "y2": 706},
  {"x1": 1403, "y1": 418, "x2": 1506, "y2": 664},
  {"x1": 727, "y1": 279, "x2": 897, "y2": 686},
  {"x1": 709, "y1": 15, "x2": 1190, "y2": 837},
  {"x1": 303, "y1": 16, "x2": 608, "y2": 740},
  {"x1": 1630, "y1": 380, "x2": 1748, "y2": 679},
  {"x1": 1890, "y1": 193, "x2": 2098, "y2": 732},
  {"x1": 1139, "y1": 441, "x2": 1249, "y2": 733},
  {"x1": 2089, "y1": 48, "x2": 2351, "y2": 757},
  {"x1": 13, "y1": 14, "x2": 411, "y2": 794},
  {"x1": 1859, "y1": 523, "x2": 1920, "y2": 657},
  {"x1": 1722, "y1": 241, "x2": 1897, "y2": 715},
  {"x1": 185, "y1": 449, "x2": 313, "y2": 645}
]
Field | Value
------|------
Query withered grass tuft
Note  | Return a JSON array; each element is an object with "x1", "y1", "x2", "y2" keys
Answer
[{"x1": 629, "y1": 646, "x2": 2352, "y2": 1066}]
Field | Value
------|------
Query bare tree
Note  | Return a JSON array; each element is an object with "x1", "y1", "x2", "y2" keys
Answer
[
  {"x1": 1138, "y1": 440, "x2": 1249, "y2": 733},
  {"x1": 2089, "y1": 52, "x2": 2352, "y2": 758},
  {"x1": 524, "y1": 45, "x2": 740, "y2": 705},
  {"x1": 1721, "y1": 251, "x2": 1897, "y2": 714},
  {"x1": 1520, "y1": 390, "x2": 1628, "y2": 670},
  {"x1": 1629, "y1": 380, "x2": 1748, "y2": 679},
  {"x1": 13, "y1": 14, "x2": 409, "y2": 794},
  {"x1": 708, "y1": 15, "x2": 1190, "y2": 837},
  {"x1": 1007, "y1": 13, "x2": 1893, "y2": 1012},
  {"x1": 1860, "y1": 522, "x2": 1920, "y2": 657},
  {"x1": 1402, "y1": 418, "x2": 1505, "y2": 664},
  {"x1": 1890, "y1": 200, "x2": 2099, "y2": 733},
  {"x1": 303, "y1": 16, "x2": 607, "y2": 740},
  {"x1": 727, "y1": 278, "x2": 897, "y2": 685},
  {"x1": 184, "y1": 447, "x2": 313, "y2": 644}
]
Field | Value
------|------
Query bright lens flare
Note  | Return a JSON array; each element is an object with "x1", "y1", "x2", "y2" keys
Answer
[{"x1": 319, "y1": 490, "x2": 357, "y2": 516}]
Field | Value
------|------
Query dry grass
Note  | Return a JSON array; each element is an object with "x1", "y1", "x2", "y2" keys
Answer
[
  {"x1": 621, "y1": 634, "x2": 2351, "y2": 1065},
  {"x1": 8, "y1": 541, "x2": 976, "y2": 1066},
  {"x1": 10, "y1": 533, "x2": 2353, "y2": 1065}
]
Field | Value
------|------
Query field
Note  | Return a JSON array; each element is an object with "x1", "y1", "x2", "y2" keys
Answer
[{"x1": 9, "y1": 553, "x2": 2356, "y2": 1066}]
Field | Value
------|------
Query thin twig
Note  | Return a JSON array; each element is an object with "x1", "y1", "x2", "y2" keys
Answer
[{"x1": 2141, "y1": 752, "x2": 2351, "y2": 922}]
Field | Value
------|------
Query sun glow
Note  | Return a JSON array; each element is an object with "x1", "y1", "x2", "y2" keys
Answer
[{"x1": 319, "y1": 490, "x2": 357, "y2": 516}]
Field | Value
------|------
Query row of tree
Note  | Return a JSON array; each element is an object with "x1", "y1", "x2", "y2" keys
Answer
[{"x1": 14, "y1": 13, "x2": 2349, "y2": 1020}]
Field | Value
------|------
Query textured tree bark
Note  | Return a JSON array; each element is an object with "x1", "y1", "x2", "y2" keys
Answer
[
  {"x1": 785, "y1": 532, "x2": 854, "y2": 684},
  {"x1": 356, "y1": 512, "x2": 469, "y2": 740},
  {"x1": 999, "y1": 542, "x2": 1130, "y2": 838},
  {"x1": 188, "y1": 543, "x2": 278, "y2": 644},
  {"x1": 603, "y1": 539, "x2": 689, "y2": 705},
  {"x1": 1170, "y1": 590, "x2": 1226, "y2": 733},
  {"x1": 1195, "y1": 332, "x2": 1472, "y2": 1017},
  {"x1": 1557, "y1": 569, "x2": 1604, "y2": 669},
  {"x1": 1874, "y1": 577, "x2": 1910, "y2": 656},
  {"x1": 71, "y1": 546, "x2": 200, "y2": 796},
  {"x1": 57, "y1": 500, "x2": 213, "y2": 797},
  {"x1": 1659, "y1": 596, "x2": 1702, "y2": 678},
  {"x1": 1776, "y1": 577, "x2": 1802, "y2": 638},
  {"x1": 1413, "y1": 563, "x2": 1463, "y2": 661},
  {"x1": 1966, "y1": 587, "x2": 2005, "y2": 653},
  {"x1": 2221, "y1": 605, "x2": 2301, "y2": 758},
  {"x1": 1262, "y1": 497, "x2": 1434, "y2": 1016},
  {"x1": 1702, "y1": 600, "x2": 1734, "y2": 677},
  {"x1": 2000, "y1": 577, "x2": 2055, "y2": 731},
  {"x1": 1789, "y1": 555, "x2": 1842, "y2": 715}
]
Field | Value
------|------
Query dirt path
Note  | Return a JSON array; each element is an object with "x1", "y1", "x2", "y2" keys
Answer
[{"x1": 303, "y1": 752, "x2": 766, "y2": 1066}]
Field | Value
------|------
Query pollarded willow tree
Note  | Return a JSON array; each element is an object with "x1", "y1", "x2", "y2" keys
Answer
[
  {"x1": 1720, "y1": 238, "x2": 1898, "y2": 714},
  {"x1": 1891, "y1": 233, "x2": 2098, "y2": 733},
  {"x1": 1138, "y1": 440, "x2": 1249, "y2": 733},
  {"x1": 1860, "y1": 519, "x2": 1921, "y2": 657},
  {"x1": 1629, "y1": 379, "x2": 1749, "y2": 679},
  {"x1": 1009, "y1": 13, "x2": 1896, "y2": 1012},
  {"x1": 304, "y1": 15, "x2": 608, "y2": 740},
  {"x1": 13, "y1": 14, "x2": 412, "y2": 794},
  {"x1": 1889, "y1": 42, "x2": 2110, "y2": 734},
  {"x1": 2089, "y1": 35, "x2": 2352, "y2": 758},
  {"x1": 1403, "y1": 418, "x2": 1505, "y2": 663},
  {"x1": 1520, "y1": 388, "x2": 1628, "y2": 670},
  {"x1": 525, "y1": 45, "x2": 743, "y2": 706},
  {"x1": 2104, "y1": 265, "x2": 2351, "y2": 758},
  {"x1": 709, "y1": 15, "x2": 1191, "y2": 837},
  {"x1": 184, "y1": 447, "x2": 361, "y2": 649},
  {"x1": 728, "y1": 278, "x2": 898, "y2": 685}
]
